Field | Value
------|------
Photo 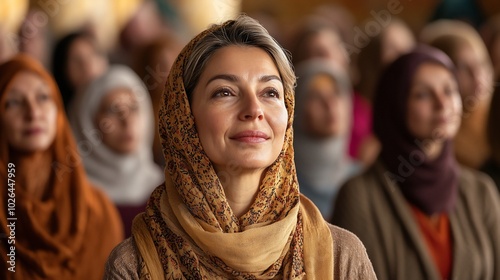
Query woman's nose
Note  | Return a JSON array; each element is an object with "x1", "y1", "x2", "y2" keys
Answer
[
  {"x1": 324, "y1": 96, "x2": 338, "y2": 112},
  {"x1": 239, "y1": 93, "x2": 264, "y2": 121},
  {"x1": 25, "y1": 99, "x2": 41, "y2": 120},
  {"x1": 119, "y1": 110, "x2": 134, "y2": 127},
  {"x1": 434, "y1": 92, "x2": 447, "y2": 110}
]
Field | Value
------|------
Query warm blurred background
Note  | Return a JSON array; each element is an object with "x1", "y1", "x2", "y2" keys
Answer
[{"x1": 2, "y1": 0, "x2": 500, "y2": 59}]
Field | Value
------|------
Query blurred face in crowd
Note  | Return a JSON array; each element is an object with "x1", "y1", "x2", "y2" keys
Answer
[
  {"x1": 2, "y1": 71, "x2": 57, "y2": 152},
  {"x1": 304, "y1": 30, "x2": 349, "y2": 71},
  {"x1": 191, "y1": 46, "x2": 288, "y2": 174},
  {"x1": 453, "y1": 43, "x2": 493, "y2": 104},
  {"x1": 407, "y1": 63, "x2": 462, "y2": 141},
  {"x1": 94, "y1": 88, "x2": 142, "y2": 155},
  {"x1": 120, "y1": 0, "x2": 164, "y2": 49},
  {"x1": 303, "y1": 74, "x2": 349, "y2": 138},
  {"x1": 151, "y1": 46, "x2": 177, "y2": 88},
  {"x1": 66, "y1": 38, "x2": 108, "y2": 90},
  {"x1": 380, "y1": 21, "x2": 415, "y2": 66}
]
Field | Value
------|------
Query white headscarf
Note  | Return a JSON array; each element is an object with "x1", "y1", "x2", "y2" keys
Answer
[
  {"x1": 293, "y1": 59, "x2": 360, "y2": 217},
  {"x1": 69, "y1": 65, "x2": 163, "y2": 205}
]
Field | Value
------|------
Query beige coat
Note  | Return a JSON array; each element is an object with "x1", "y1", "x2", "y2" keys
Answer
[
  {"x1": 331, "y1": 161, "x2": 500, "y2": 280},
  {"x1": 104, "y1": 224, "x2": 377, "y2": 279}
]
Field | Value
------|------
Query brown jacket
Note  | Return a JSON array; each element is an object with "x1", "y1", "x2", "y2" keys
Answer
[
  {"x1": 104, "y1": 224, "x2": 377, "y2": 279},
  {"x1": 331, "y1": 161, "x2": 500, "y2": 280}
]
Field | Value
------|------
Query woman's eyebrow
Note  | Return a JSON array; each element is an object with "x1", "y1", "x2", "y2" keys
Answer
[
  {"x1": 205, "y1": 74, "x2": 282, "y2": 86},
  {"x1": 259, "y1": 75, "x2": 282, "y2": 83},
  {"x1": 206, "y1": 74, "x2": 238, "y2": 86},
  {"x1": 7, "y1": 88, "x2": 23, "y2": 96}
]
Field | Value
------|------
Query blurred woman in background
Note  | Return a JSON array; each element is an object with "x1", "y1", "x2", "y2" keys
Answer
[
  {"x1": 354, "y1": 18, "x2": 416, "y2": 167},
  {"x1": 134, "y1": 36, "x2": 182, "y2": 167},
  {"x1": 289, "y1": 17, "x2": 380, "y2": 168},
  {"x1": 52, "y1": 31, "x2": 109, "y2": 111},
  {"x1": 331, "y1": 47, "x2": 500, "y2": 279},
  {"x1": 294, "y1": 59, "x2": 361, "y2": 219},
  {"x1": 356, "y1": 18, "x2": 416, "y2": 102},
  {"x1": 0, "y1": 54, "x2": 122, "y2": 279},
  {"x1": 69, "y1": 65, "x2": 163, "y2": 237},
  {"x1": 289, "y1": 17, "x2": 349, "y2": 70},
  {"x1": 421, "y1": 19, "x2": 494, "y2": 169}
]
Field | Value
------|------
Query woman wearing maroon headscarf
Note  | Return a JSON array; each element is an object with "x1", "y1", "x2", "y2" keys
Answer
[{"x1": 330, "y1": 46, "x2": 500, "y2": 280}]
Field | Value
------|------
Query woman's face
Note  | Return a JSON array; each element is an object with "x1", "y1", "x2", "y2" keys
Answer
[
  {"x1": 67, "y1": 38, "x2": 108, "y2": 90},
  {"x1": 407, "y1": 63, "x2": 462, "y2": 141},
  {"x1": 94, "y1": 88, "x2": 142, "y2": 155},
  {"x1": 2, "y1": 71, "x2": 58, "y2": 152},
  {"x1": 191, "y1": 46, "x2": 288, "y2": 173},
  {"x1": 303, "y1": 74, "x2": 349, "y2": 138},
  {"x1": 454, "y1": 43, "x2": 493, "y2": 103}
]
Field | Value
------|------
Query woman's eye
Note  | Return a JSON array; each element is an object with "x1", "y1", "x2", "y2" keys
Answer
[
  {"x1": 213, "y1": 88, "x2": 233, "y2": 98},
  {"x1": 444, "y1": 86, "x2": 458, "y2": 96},
  {"x1": 106, "y1": 106, "x2": 120, "y2": 115},
  {"x1": 264, "y1": 88, "x2": 280, "y2": 98},
  {"x1": 37, "y1": 93, "x2": 51, "y2": 102},
  {"x1": 5, "y1": 99, "x2": 21, "y2": 109},
  {"x1": 129, "y1": 103, "x2": 139, "y2": 112},
  {"x1": 414, "y1": 91, "x2": 430, "y2": 100}
]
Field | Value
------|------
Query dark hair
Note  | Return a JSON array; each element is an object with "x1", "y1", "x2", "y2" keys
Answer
[{"x1": 51, "y1": 31, "x2": 100, "y2": 109}]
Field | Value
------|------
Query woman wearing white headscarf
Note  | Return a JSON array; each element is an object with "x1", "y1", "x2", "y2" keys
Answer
[{"x1": 69, "y1": 65, "x2": 163, "y2": 237}]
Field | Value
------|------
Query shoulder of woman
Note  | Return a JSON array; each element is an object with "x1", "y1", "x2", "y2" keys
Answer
[
  {"x1": 327, "y1": 223, "x2": 378, "y2": 279},
  {"x1": 104, "y1": 237, "x2": 141, "y2": 280},
  {"x1": 457, "y1": 166, "x2": 500, "y2": 214},
  {"x1": 458, "y1": 165, "x2": 499, "y2": 196}
]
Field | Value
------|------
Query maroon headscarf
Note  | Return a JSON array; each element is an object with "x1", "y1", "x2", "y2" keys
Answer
[{"x1": 373, "y1": 45, "x2": 460, "y2": 215}]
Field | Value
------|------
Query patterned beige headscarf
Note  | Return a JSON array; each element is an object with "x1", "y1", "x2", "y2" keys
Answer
[{"x1": 133, "y1": 18, "x2": 334, "y2": 279}]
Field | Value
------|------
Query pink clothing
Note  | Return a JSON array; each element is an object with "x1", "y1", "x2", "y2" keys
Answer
[{"x1": 349, "y1": 91, "x2": 372, "y2": 157}]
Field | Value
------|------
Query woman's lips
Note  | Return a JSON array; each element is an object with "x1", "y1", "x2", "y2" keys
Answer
[
  {"x1": 230, "y1": 130, "x2": 270, "y2": 143},
  {"x1": 434, "y1": 115, "x2": 453, "y2": 124},
  {"x1": 23, "y1": 127, "x2": 43, "y2": 136}
]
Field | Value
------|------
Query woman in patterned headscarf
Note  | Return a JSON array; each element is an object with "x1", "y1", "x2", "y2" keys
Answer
[{"x1": 104, "y1": 15, "x2": 376, "y2": 279}]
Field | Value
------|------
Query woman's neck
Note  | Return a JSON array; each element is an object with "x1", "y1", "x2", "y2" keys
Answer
[
  {"x1": 423, "y1": 140, "x2": 444, "y2": 161},
  {"x1": 217, "y1": 168, "x2": 264, "y2": 218},
  {"x1": 12, "y1": 150, "x2": 53, "y2": 200}
]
